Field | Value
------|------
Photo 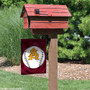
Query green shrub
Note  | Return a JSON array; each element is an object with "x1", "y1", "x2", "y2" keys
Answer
[
  {"x1": 58, "y1": 32, "x2": 87, "y2": 60},
  {"x1": 0, "y1": 0, "x2": 26, "y2": 8},
  {"x1": 78, "y1": 15, "x2": 90, "y2": 63},
  {"x1": 78, "y1": 15, "x2": 90, "y2": 36}
]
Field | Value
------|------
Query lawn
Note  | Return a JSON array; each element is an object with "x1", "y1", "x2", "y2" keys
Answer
[{"x1": 0, "y1": 70, "x2": 90, "y2": 90}]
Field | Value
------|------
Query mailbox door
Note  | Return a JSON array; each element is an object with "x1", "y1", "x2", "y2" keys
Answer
[{"x1": 29, "y1": 17, "x2": 68, "y2": 29}]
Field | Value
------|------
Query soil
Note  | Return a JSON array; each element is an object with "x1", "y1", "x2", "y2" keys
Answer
[{"x1": 0, "y1": 57, "x2": 90, "y2": 80}]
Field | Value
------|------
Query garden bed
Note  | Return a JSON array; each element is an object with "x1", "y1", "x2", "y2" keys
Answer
[{"x1": 0, "y1": 57, "x2": 90, "y2": 80}]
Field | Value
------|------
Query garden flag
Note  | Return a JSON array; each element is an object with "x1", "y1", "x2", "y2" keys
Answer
[{"x1": 21, "y1": 39, "x2": 46, "y2": 75}]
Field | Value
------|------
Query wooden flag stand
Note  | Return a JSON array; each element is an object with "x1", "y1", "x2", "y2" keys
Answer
[
  {"x1": 20, "y1": 4, "x2": 71, "y2": 90},
  {"x1": 48, "y1": 34, "x2": 58, "y2": 90}
]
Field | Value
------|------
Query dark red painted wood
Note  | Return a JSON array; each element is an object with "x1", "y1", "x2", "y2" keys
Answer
[
  {"x1": 23, "y1": 12, "x2": 27, "y2": 17},
  {"x1": 25, "y1": 8, "x2": 70, "y2": 17},
  {"x1": 24, "y1": 17, "x2": 28, "y2": 23},
  {"x1": 24, "y1": 4, "x2": 67, "y2": 9},
  {"x1": 24, "y1": 24, "x2": 28, "y2": 29},
  {"x1": 27, "y1": 12, "x2": 71, "y2": 17},
  {"x1": 27, "y1": 12, "x2": 48, "y2": 16},
  {"x1": 30, "y1": 21, "x2": 68, "y2": 29},
  {"x1": 52, "y1": 12, "x2": 71, "y2": 17},
  {"x1": 25, "y1": 8, "x2": 69, "y2": 12},
  {"x1": 21, "y1": 4, "x2": 71, "y2": 17},
  {"x1": 20, "y1": 4, "x2": 71, "y2": 30},
  {"x1": 25, "y1": 8, "x2": 71, "y2": 17},
  {"x1": 24, "y1": 17, "x2": 28, "y2": 29}
]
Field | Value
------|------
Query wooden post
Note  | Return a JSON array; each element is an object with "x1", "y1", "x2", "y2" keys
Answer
[{"x1": 48, "y1": 34, "x2": 58, "y2": 90}]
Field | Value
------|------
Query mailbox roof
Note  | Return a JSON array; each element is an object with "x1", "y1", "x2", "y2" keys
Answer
[{"x1": 21, "y1": 4, "x2": 71, "y2": 17}]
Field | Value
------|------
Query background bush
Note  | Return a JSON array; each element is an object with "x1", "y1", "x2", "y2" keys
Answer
[
  {"x1": 0, "y1": 8, "x2": 34, "y2": 65},
  {"x1": 0, "y1": 0, "x2": 90, "y2": 64}
]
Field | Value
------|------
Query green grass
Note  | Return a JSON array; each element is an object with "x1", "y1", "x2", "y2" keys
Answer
[{"x1": 0, "y1": 70, "x2": 90, "y2": 90}]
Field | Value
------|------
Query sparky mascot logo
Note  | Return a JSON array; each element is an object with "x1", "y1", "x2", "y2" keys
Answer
[
  {"x1": 28, "y1": 48, "x2": 39, "y2": 60},
  {"x1": 22, "y1": 46, "x2": 45, "y2": 69}
]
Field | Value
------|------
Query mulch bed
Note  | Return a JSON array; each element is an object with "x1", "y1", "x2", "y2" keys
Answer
[{"x1": 0, "y1": 57, "x2": 90, "y2": 80}]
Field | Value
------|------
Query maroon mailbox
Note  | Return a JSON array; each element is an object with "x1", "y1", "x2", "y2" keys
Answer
[{"x1": 20, "y1": 4, "x2": 71, "y2": 35}]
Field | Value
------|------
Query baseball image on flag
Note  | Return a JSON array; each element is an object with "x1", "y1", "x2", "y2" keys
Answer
[{"x1": 21, "y1": 39, "x2": 46, "y2": 75}]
